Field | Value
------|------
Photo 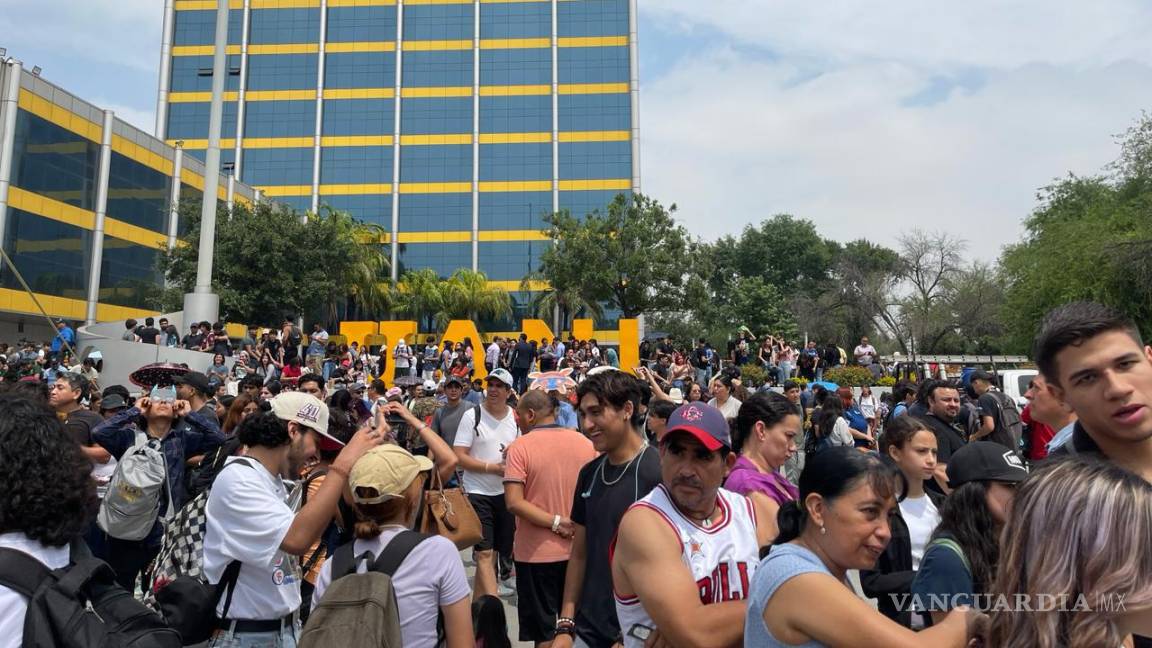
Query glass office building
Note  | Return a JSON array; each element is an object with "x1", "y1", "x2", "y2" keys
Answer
[
  {"x1": 0, "y1": 59, "x2": 258, "y2": 336},
  {"x1": 157, "y1": 0, "x2": 640, "y2": 319}
]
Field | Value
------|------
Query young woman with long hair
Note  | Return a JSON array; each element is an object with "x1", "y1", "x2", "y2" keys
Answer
[
  {"x1": 808, "y1": 395, "x2": 853, "y2": 455},
  {"x1": 861, "y1": 416, "x2": 944, "y2": 627},
  {"x1": 221, "y1": 393, "x2": 260, "y2": 435},
  {"x1": 911, "y1": 441, "x2": 1027, "y2": 625},
  {"x1": 726, "y1": 392, "x2": 801, "y2": 541},
  {"x1": 746, "y1": 448, "x2": 982, "y2": 646},
  {"x1": 989, "y1": 457, "x2": 1152, "y2": 648},
  {"x1": 311, "y1": 445, "x2": 473, "y2": 648}
]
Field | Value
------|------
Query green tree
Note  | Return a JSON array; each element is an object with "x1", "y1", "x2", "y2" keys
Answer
[
  {"x1": 707, "y1": 215, "x2": 838, "y2": 296},
  {"x1": 396, "y1": 268, "x2": 445, "y2": 332},
  {"x1": 538, "y1": 193, "x2": 691, "y2": 318},
  {"x1": 440, "y1": 268, "x2": 512, "y2": 324},
  {"x1": 158, "y1": 200, "x2": 390, "y2": 326},
  {"x1": 519, "y1": 271, "x2": 603, "y2": 331}
]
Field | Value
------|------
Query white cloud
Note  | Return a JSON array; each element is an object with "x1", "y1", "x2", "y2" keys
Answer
[{"x1": 639, "y1": 4, "x2": 1152, "y2": 260}]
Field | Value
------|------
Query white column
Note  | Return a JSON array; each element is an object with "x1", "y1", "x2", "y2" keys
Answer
[
  {"x1": 550, "y1": 0, "x2": 559, "y2": 213},
  {"x1": 0, "y1": 59, "x2": 22, "y2": 255},
  {"x1": 390, "y1": 0, "x2": 405, "y2": 281},
  {"x1": 471, "y1": 0, "x2": 480, "y2": 271},
  {"x1": 628, "y1": 0, "x2": 640, "y2": 194},
  {"x1": 85, "y1": 110, "x2": 115, "y2": 325},
  {"x1": 184, "y1": 0, "x2": 230, "y2": 324},
  {"x1": 167, "y1": 144, "x2": 184, "y2": 252},
  {"x1": 226, "y1": 172, "x2": 235, "y2": 211},
  {"x1": 156, "y1": 0, "x2": 176, "y2": 138},
  {"x1": 311, "y1": 0, "x2": 328, "y2": 216},
  {"x1": 234, "y1": 0, "x2": 252, "y2": 179}
]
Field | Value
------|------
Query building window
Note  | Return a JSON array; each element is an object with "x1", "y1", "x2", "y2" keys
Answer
[
  {"x1": 0, "y1": 209, "x2": 91, "y2": 299},
  {"x1": 10, "y1": 110, "x2": 100, "y2": 210},
  {"x1": 107, "y1": 152, "x2": 172, "y2": 233}
]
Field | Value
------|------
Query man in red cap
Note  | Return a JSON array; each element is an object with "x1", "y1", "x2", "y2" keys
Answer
[{"x1": 610, "y1": 402, "x2": 774, "y2": 648}]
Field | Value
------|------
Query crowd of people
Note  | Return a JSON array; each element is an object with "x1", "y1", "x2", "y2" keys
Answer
[{"x1": 1, "y1": 300, "x2": 1151, "y2": 647}]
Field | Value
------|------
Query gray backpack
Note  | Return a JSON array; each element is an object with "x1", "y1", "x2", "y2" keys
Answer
[{"x1": 98, "y1": 431, "x2": 173, "y2": 541}]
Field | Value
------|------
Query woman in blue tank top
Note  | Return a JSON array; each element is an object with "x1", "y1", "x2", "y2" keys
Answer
[{"x1": 745, "y1": 448, "x2": 985, "y2": 647}]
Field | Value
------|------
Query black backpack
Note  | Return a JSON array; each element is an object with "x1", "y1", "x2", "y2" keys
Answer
[
  {"x1": 988, "y1": 391, "x2": 1025, "y2": 448},
  {"x1": 0, "y1": 543, "x2": 182, "y2": 648}
]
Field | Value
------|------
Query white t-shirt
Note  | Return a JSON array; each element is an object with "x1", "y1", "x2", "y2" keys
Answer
[
  {"x1": 0, "y1": 532, "x2": 70, "y2": 648},
  {"x1": 486, "y1": 342, "x2": 501, "y2": 367},
  {"x1": 454, "y1": 405, "x2": 520, "y2": 496},
  {"x1": 204, "y1": 457, "x2": 301, "y2": 620},
  {"x1": 312, "y1": 527, "x2": 471, "y2": 648},
  {"x1": 394, "y1": 342, "x2": 411, "y2": 368},
  {"x1": 859, "y1": 394, "x2": 878, "y2": 418},
  {"x1": 854, "y1": 344, "x2": 877, "y2": 365},
  {"x1": 830, "y1": 418, "x2": 855, "y2": 447},
  {"x1": 900, "y1": 495, "x2": 941, "y2": 570},
  {"x1": 708, "y1": 396, "x2": 742, "y2": 420}
]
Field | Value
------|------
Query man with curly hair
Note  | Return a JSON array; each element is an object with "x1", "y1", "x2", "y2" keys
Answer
[{"x1": 0, "y1": 394, "x2": 97, "y2": 645}]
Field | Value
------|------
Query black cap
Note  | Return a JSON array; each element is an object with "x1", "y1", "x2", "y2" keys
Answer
[
  {"x1": 173, "y1": 371, "x2": 212, "y2": 396},
  {"x1": 946, "y1": 442, "x2": 1028, "y2": 489},
  {"x1": 970, "y1": 370, "x2": 996, "y2": 383},
  {"x1": 444, "y1": 374, "x2": 466, "y2": 387},
  {"x1": 100, "y1": 393, "x2": 128, "y2": 411}
]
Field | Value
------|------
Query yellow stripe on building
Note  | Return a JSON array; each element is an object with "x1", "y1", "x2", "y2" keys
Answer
[
  {"x1": 402, "y1": 40, "x2": 472, "y2": 52},
  {"x1": 478, "y1": 230, "x2": 550, "y2": 241},
  {"x1": 250, "y1": 0, "x2": 320, "y2": 8},
  {"x1": 249, "y1": 43, "x2": 320, "y2": 55},
  {"x1": 401, "y1": 86, "x2": 473, "y2": 98},
  {"x1": 259, "y1": 185, "x2": 313, "y2": 197},
  {"x1": 489, "y1": 279, "x2": 550, "y2": 291},
  {"x1": 399, "y1": 133, "x2": 472, "y2": 145},
  {"x1": 319, "y1": 184, "x2": 392, "y2": 195},
  {"x1": 403, "y1": 0, "x2": 471, "y2": 5},
  {"x1": 8, "y1": 187, "x2": 96, "y2": 230},
  {"x1": 242, "y1": 136, "x2": 314, "y2": 149},
  {"x1": 325, "y1": 41, "x2": 397, "y2": 53},
  {"x1": 180, "y1": 173, "x2": 231, "y2": 200},
  {"x1": 398, "y1": 182, "x2": 472, "y2": 194},
  {"x1": 174, "y1": 0, "x2": 243, "y2": 10},
  {"x1": 478, "y1": 181, "x2": 553, "y2": 192},
  {"x1": 167, "y1": 138, "x2": 238, "y2": 149},
  {"x1": 171, "y1": 45, "x2": 241, "y2": 56},
  {"x1": 481, "y1": 38, "x2": 551, "y2": 50},
  {"x1": 478, "y1": 132, "x2": 552, "y2": 144},
  {"x1": 558, "y1": 36, "x2": 629, "y2": 48},
  {"x1": 478, "y1": 85, "x2": 551, "y2": 96},
  {"x1": 558, "y1": 179, "x2": 632, "y2": 191},
  {"x1": 328, "y1": 0, "x2": 396, "y2": 5},
  {"x1": 395, "y1": 231, "x2": 472, "y2": 243},
  {"x1": 322, "y1": 88, "x2": 396, "y2": 99},
  {"x1": 559, "y1": 83, "x2": 629, "y2": 95},
  {"x1": 245, "y1": 89, "x2": 317, "y2": 101},
  {"x1": 558, "y1": 130, "x2": 630, "y2": 143},
  {"x1": 320, "y1": 135, "x2": 394, "y2": 146},
  {"x1": 103, "y1": 219, "x2": 170, "y2": 250},
  {"x1": 167, "y1": 91, "x2": 240, "y2": 103},
  {"x1": 18, "y1": 89, "x2": 102, "y2": 142},
  {"x1": 26, "y1": 141, "x2": 90, "y2": 155},
  {"x1": 111, "y1": 136, "x2": 176, "y2": 176}
]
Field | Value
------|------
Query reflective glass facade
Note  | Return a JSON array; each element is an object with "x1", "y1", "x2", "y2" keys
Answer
[
  {"x1": 161, "y1": 0, "x2": 638, "y2": 283},
  {"x1": 0, "y1": 65, "x2": 258, "y2": 323}
]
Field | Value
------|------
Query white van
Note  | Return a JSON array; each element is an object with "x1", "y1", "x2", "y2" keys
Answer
[{"x1": 997, "y1": 369, "x2": 1038, "y2": 408}]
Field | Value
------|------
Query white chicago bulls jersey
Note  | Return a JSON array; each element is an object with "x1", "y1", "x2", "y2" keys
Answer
[{"x1": 614, "y1": 484, "x2": 760, "y2": 647}]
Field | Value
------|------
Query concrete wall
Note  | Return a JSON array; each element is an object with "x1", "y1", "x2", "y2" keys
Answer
[{"x1": 77, "y1": 312, "x2": 226, "y2": 395}]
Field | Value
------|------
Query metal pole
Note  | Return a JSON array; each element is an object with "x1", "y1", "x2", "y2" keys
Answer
[
  {"x1": 0, "y1": 59, "x2": 22, "y2": 267},
  {"x1": 85, "y1": 109, "x2": 115, "y2": 325},
  {"x1": 156, "y1": 0, "x2": 176, "y2": 138},
  {"x1": 166, "y1": 144, "x2": 183, "y2": 252},
  {"x1": 183, "y1": 0, "x2": 228, "y2": 323}
]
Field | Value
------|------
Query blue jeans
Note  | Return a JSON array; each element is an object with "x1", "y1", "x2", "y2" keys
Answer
[
  {"x1": 695, "y1": 367, "x2": 711, "y2": 386},
  {"x1": 210, "y1": 623, "x2": 298, "y2": 648},
  {"x1": 321, "y1": 360, "x2": 335, "y2": 382},
  {"x1": 777, "y1": 362, "x2": 793, "y2": 384}
]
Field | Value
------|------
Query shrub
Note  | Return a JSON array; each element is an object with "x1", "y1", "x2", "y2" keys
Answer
[
  {"x1": 738, "y1": 364, "x2": 769, "y2": 388},
  {"x1": 875, "y1": 376, "x2": 897, "y2": 387},
  {"x1": 823, "y1": 366, "x2": 875, "y2": 387}
]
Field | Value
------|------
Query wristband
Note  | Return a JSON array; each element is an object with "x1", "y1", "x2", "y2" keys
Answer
[
  {"x1": 551, "y1": 514, "x2": 561, "y2": 533},
  {"x1": 555, "y1": 617, "x2": 575, "y2": 632}
]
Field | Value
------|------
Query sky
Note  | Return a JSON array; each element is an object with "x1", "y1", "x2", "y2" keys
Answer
[{"x1": 3, "y1": 1, "x2": 1151, "y2": 261}]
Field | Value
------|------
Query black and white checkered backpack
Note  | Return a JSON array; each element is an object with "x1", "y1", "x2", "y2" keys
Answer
[{"x1": 142, "y1": 448, "x2": 249, "y2": 611}]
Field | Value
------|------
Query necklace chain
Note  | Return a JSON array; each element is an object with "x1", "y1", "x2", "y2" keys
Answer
[{"x1": 598, "y1": 442, "x2": 649, "y2": 487}]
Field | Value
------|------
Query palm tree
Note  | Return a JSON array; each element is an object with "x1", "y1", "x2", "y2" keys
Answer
[
  {"x1": 314, "y1": 207, "x2": 393, "y2": 323},
  {"x1": 397, "y1": 268, "x2": 445, "y2": 332},
  {"x1": 519, "y1": 271, "x2": 602, "y2": 332},
  {"x1": 442, "y1": 269, "x2": 512, "y2": 326}
]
